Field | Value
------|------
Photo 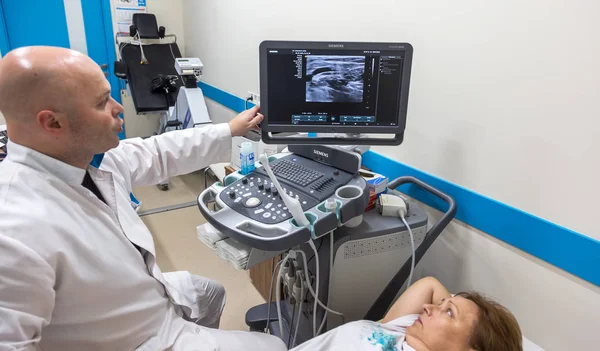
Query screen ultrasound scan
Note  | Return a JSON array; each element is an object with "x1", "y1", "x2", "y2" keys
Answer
[{"x1": 261, "y1": 42, "x2": 412, "y2": 129}]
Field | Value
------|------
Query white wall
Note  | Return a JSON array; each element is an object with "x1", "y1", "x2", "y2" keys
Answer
[
  {"x1": 145, "y1": 0, "x2": 186, "y2": 54},
  {"x1": 181, "y1": 1, "x2": 600, "y2": 349},
  {"x1": 110, "y1": 0, "x2": 186, "y2": 54},
  {"x1": 0, "y1": 112, "x2": 5, "y2": 125}
]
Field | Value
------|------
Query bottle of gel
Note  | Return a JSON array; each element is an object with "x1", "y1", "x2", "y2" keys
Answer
[{"x1": 240, "y1": 141, "x2": 255, "y2": 175}]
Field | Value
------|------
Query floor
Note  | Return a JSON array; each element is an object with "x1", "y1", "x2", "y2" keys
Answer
[{"x1": 133, "y1": 171, "x2": 265, "y2": 331}]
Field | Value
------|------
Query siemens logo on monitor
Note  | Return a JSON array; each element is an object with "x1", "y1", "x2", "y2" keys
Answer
[
  {"x1": 328, "y1": 44, "x2": 344, "y2": 48},
  {"x1": 314, "y1": 150, "x2": 329, "y2": 158}
]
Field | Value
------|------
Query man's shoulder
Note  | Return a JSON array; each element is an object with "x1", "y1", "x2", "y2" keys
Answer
[
  {"x1": 0, "y1": 172, "x2": 76, "y2": 267},
  {"x1": 0, "y1": 157, "x2": 47, "y2": 182},
  {"x1": 1, "y1": 159, "x2": 56, "y2": 197},
  {"x1": 0, "y1": 160, "x2": 71, "y2": 232},
  {"x1": 0, "y1": 159, "x2": 36, "y2": 203},
  {"x1": 0, "y1": 158, "x2": 20, "y2": 180}
]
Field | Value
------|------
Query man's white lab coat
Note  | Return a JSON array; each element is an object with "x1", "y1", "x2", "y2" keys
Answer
[{"x1": 0, "y1": 124, "x2": 286, "y2": 350}]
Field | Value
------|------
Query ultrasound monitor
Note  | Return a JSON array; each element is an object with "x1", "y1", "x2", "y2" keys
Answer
[{"x1": 259, "y1": 41, "x2": 413, "y2": 145}]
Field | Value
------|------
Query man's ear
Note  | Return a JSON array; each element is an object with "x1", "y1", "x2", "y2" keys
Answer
[{"x1": 36, "y1": 110, "x2": 64, "y2": 134}]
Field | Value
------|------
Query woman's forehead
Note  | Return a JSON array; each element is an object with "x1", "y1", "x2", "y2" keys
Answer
[{"x1": 452, "y1": 296, "x2": 480, "y2": 318}]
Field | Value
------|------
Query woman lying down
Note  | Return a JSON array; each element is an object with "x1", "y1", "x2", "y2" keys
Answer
[{"x1": 291, "y1": 276, "x2": 523, "y2": 351}]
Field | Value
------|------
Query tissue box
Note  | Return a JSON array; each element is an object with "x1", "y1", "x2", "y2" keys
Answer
[
  {"x1": 365, "y1": 189, "x2": 378, "y2": 211},
  {"x1": 360, "y1": 170, "x2": 388, "y2": 195}
]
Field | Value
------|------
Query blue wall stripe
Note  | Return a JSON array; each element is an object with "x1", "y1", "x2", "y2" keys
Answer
[
  {"x1": 198, "y1": 81, "x2": 255, "y2": 112},
  {"x1": 362, "y1": 151, "x2": 600, "y2": 287},
  {"x1": 197, "y1": 81, "x2": 600, "y2": 287}
]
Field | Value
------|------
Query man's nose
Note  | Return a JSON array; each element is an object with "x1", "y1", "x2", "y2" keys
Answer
[{"x1": 111, "y1": 99, "x2": 124, "y2": 116}]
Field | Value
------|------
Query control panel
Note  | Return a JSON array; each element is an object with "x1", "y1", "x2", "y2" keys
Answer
[
  {"x1": 219, "y1": 154, "x2": 353, "y2": 224},
  {"x1": 175, "y1": 57, "x2": 203, "y2": 77}
]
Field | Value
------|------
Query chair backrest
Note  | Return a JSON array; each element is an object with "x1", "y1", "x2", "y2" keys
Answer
[{"x1": 131, "y1": 13, "x2": 162, "y2": 39}]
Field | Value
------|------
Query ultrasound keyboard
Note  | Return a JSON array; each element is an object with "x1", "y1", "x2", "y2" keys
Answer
[
  {"x1": 218, "y1": 154, "x2": 353, "y2": 224},
  {"x1": 198, "y1": 146, "x2": 369, "y2": 251},
  {"x1": 270, "y1": 159, "x2": 324, "y2": 187}
]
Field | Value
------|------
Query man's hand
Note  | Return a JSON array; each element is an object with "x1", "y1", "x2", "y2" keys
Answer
[{"x1": 228, "y1": 106, "x2": 264, "y2": 137}]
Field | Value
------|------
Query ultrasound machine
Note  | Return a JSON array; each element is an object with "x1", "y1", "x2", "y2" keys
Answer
[{"x1": 197, "y1": 41, "x2": 456, "y2": 348}]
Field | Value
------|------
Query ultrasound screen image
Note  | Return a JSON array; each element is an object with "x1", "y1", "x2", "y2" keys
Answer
[{"x1": 305, "y1": 55, "x2": 365, "y2": 103}]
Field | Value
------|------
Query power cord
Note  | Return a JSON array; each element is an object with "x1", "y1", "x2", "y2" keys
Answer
[
  {"x1": 294, "y1": 249, "x2": 345, "y2": 330},
  {"x1": 272, "y1": 244, "x2": 345, "y2": 341},
  {"x1": 265, "y1": 259, "x2": 283, "y2": 334},
  {"x1": 291, "y1": 274, "x2": 304, "y2": 348},
  {"x1": 307, "y1": 239, "x2": 323, "y2": 265},
  {"x1": 150, "y1": 74, "x2": 179, "y2": 110},
  {"x1": 276, "y1": 253, "x2": 292, "y2": 336},
  {"x1": 306, "y1": 238, "x2": 323, "y2": 278},
  {"x1": 401, "y1": 216, "x2": 416, "y2": 287},
  {"x1": 287, "y1": 302, "x2": 297, "y2": 348},
  {"x1": 137, "y1": 30, "x2": 149, "y2": 64},
  {"x1": 395, "y1": 198, "x2": 416, "y2": 288},
  {"x1": 316, "y1": 231, "x2": 334, "y2": 335},
  {"x1": 168, "y1": 34, "x2": 178, "y2": 61},
  {"x1": 308, "y1": 240, "x2": 320, "y2": 337},
  {"x1": 377, "y1": 194, "x2": 416, "y2": 287},
  {"x1": 150, "y1": 75, "x2": 178, "y2": 94}
]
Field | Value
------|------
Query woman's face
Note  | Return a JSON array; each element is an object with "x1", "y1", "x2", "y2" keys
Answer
[{"x1": 406, "y1": 296, "x2": 479, "y2": 351}]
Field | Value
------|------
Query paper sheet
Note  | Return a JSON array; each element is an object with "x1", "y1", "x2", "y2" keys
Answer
[{"x1": 115, "y1": 0, "x2": 147, "y2": 35}]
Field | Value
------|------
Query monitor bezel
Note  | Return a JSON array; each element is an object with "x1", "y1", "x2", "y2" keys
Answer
[{"x1": 259, "y1": 40, "x2": 413, "y2": 135}]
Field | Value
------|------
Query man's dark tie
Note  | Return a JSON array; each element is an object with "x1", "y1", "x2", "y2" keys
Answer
[
  {"x1": 81, "y1": 171, "x2": 146, "y2": 257},
  {"x1": 82, "y1": 171, "x2": 107, "y2": 205}
]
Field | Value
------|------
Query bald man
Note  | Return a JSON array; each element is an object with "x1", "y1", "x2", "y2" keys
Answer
[{"x1": 0, "y1": 47, "x2": 286, "y2": 351}]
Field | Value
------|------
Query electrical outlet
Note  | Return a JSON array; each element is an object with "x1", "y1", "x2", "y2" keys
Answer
[{"x1": 247, "y1": 91, "x2": 260, "y2": 106}]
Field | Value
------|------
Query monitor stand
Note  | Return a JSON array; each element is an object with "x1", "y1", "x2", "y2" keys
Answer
[
  {"x1": 287, "y1": 143, "x2": 363, "y2": 174},
  {"x1": 261, "y1": 129, "x2": 403, "y2": 147},
  {"x1": 318, "y1": 133, "x2": 371, "y2": 155}
]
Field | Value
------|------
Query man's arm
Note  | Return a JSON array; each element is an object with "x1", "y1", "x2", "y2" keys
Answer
[
  {"x1": 0, "y1": 235, "x2": 55, "y2": 350},
  {"x1": 380, "y1": 276, "x2": 450, "y2": 323},
  {"x1": 105, "y1": 106, "x2": 263, "y2": 189}
]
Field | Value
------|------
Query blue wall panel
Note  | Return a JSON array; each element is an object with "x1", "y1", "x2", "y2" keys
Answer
[
  {"x1": 1, "y1": 0, "x2": 70, "y2": 51},
  {"x1": 0, "y1": 4, "x2": 10, "y2": 55},
  {"x1": 81, "y1": 0, "x2": 124, "y2": 139}
]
